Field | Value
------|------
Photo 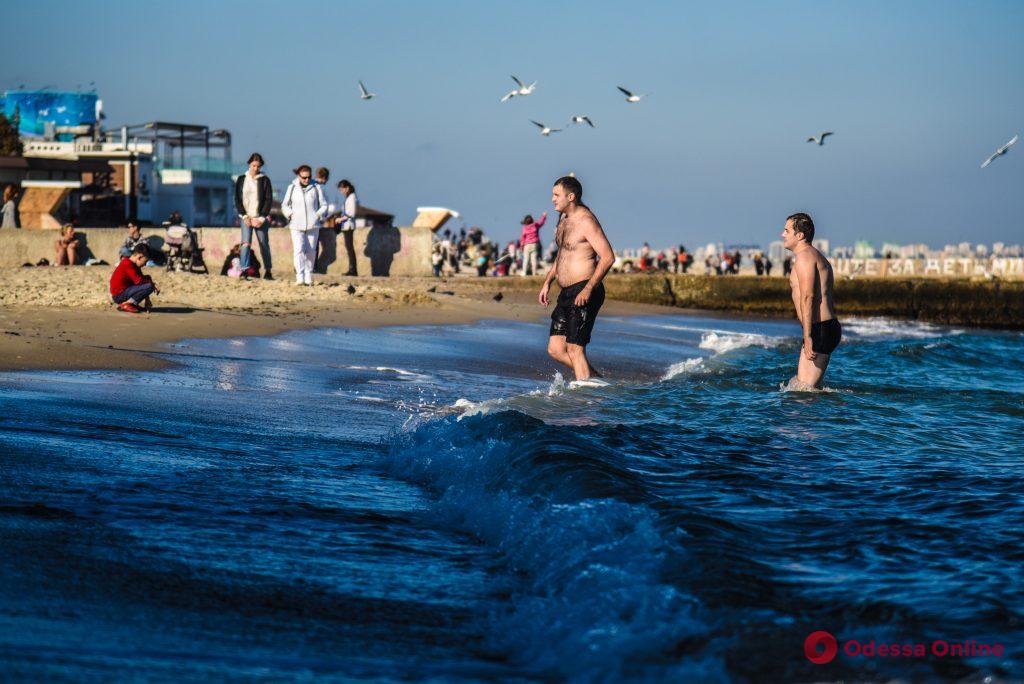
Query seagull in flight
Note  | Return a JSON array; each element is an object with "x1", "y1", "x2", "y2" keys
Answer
[
  {"x1": 569, "y1": 115, "x2": 595, "y2": 128},
  {"x1": 531, "y1": 120, "x2": 562, "y2": 136},
  {"x1": 981, "y1": 135, "x2": 1018, "y2": 169},
  {"x1": 617, "y1": 86, "x2": 646, "y2": 103},
  {"x1": 501, "y1": 75, "x2": 537, "y2": 102},
  {"x1": 807, "y1": 131, "x2": 834, "y2": 146},
  {"x1": 358, "y1": 80, "x2": 376, "y2": 100}
]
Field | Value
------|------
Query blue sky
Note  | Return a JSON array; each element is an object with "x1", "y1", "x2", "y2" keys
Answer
[{"x1": 3, "y1": 0, "x2": 1022, "y2": 249}]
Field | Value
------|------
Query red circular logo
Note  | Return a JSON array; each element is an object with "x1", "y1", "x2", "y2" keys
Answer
[{"x1": 805, "y1": 630, "x2": 838, "y2": 664}]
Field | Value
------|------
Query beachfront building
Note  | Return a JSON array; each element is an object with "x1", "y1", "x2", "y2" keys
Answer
[
  {"x1": 22, "y1": 121, "x2": 234, "y2": 227},
  {"x1": 4, "y1": 91, "x2": 235, "y2": 227}
]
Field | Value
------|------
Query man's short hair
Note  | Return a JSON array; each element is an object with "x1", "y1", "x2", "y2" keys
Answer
[
  {"x1": 554, "y1": 176, "x2": 583, "y2": 203},
  {"x1": 132, "y1": 243, "x2": 150, "y2": 258},
  {"x1": 787, "y1": 212, "x2": 815, "y2": 243}
]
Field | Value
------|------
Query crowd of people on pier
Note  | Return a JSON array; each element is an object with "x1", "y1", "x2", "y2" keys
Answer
[{"x1": 429, "y1": 220, "x2": 788, "y2": 278}]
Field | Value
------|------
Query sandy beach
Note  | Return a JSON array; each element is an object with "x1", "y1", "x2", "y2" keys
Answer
[{"x1": 0, "y1": 266, "x2": 671, "y2": 372}]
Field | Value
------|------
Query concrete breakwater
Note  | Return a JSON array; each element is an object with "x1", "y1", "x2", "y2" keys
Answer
[
  {"x1": 0, "y1": 226, "x2": 434, "y2": 277},
  {"x1": 497, "y1": 275, "x2": 1024, "y2": 329}
]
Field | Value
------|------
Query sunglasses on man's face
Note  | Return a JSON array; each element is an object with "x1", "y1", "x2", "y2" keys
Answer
[{"x1": 300, "y1": 175, "x2": 311, "y2": 181}]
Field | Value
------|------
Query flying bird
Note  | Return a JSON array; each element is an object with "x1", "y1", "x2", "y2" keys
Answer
[
  {"x1": 358, "y1": 80, "x2": 376, "y2": 100},
  {"x1": 531, "y1": 120, "x2": 562, "y2": 136},
  {"x1": 569, "y1": 115, "x2": 595, "y2": 128},
  {"x1": 807, "y1": 132, "x2": 834, "y2": 146},
  {"x1": 617, "y1": 86, "x2": 646, "y2": 103},
  {"x1": 981, "y1": 135, "x2": 1018, "y2": 169},
  {"x1": 501, "y1": 75, "x2": 536, "y2": 102}
]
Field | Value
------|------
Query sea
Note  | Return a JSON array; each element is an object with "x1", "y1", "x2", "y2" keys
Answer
[{"x1": 0, "y1": 311, "x2": 1021, "y2": 682}]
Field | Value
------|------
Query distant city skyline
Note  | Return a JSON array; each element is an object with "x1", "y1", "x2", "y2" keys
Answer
[{"x1": 2, "y1": 0, "x2": 1022, "y2": 248}]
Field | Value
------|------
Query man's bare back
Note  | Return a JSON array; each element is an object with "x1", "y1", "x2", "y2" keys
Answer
[{"x1": 554, "y1": 209, "x2": 601, "y2": 287}]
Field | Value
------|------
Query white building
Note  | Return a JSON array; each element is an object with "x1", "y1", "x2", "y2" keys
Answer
[{"x1": 22, "y1": 121, "x2": 235, "y2": 226}]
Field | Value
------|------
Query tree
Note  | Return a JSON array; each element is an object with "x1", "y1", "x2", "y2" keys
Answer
[{"x1": 0, "y1": 107, "x2": 23, "y2": 156}]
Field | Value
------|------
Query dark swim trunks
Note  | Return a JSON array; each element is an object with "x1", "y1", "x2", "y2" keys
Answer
[
  {"x1": 810, "y1": 318, "x2": 842, "y2": 354},
  {"x1": 549, "y1": 280, "x2": 606, "y2": 346}
]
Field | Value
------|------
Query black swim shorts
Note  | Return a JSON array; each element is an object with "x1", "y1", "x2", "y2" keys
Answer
[
  {"x1": 810, "y1": 318, "x2": 842, "y2": 355},
  {"x1": 549, "y1": 280, "x2": 605, "y2": 346}
]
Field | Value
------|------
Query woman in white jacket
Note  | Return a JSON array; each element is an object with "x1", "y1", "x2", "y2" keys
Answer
[{"x1": 281, "y1": 165, "x2": 327, "y2": 285}]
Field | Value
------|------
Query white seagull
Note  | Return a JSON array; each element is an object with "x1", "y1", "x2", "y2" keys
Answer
[
  {"x1": 531, "y1": 120, "x2": 562, "y2": 136},
  {"x1": 501, "y1": 75, "x2": 537, "y2": 102},
  {"x1": 617, "y1": 86, "x2": 646, "y2": 103},
  {"x1": 358, "y1": 80, "x2": 376, "y2": 100},
  {"x1": 569, "y1": 115, "x2": 595, "y2": 128},
  {"x1": 807, "y1": 132, "x2": 834, "y2": 146},
  {"x1": 981, "y1": 135, "x2": 1018, "y2": 169}
]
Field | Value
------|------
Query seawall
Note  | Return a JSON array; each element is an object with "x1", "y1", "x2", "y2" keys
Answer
[
  {"x1": 493, "y1": 275, "x2": 1024, "y2": 329},
  {"x1": 0, "y1": 225, "x2": 434, "y2": 277}
]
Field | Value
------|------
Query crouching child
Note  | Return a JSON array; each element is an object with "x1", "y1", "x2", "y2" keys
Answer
[{"x1": 110, "y1": 244, "x2": 160, "y2": 313}]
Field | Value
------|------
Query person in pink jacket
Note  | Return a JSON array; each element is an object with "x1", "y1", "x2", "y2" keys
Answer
[{"x1": 518, "y1": 211, "x2": 547, "y2": 276}]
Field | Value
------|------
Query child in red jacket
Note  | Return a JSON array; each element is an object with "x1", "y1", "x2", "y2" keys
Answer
[{"x1": 110, "y1": 244, "x2": 160, "y2": 313}]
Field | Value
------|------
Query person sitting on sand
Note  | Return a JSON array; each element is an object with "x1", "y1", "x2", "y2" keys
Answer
[
  {"x1": 221, "y1": 243, "x2": 261, "y2": 278},
  {"x1": 782, "y1": 212, "x2": 841, "y2": 389},
  {"x1": 54, "y1": 225, "x2": 82, "y2": 266},
  {"x1": 119, "y1": 220, "x2": 149, "y2": 258},
  {"x1": 110, "y1": 244, "x2": 160, "y2": 313}
]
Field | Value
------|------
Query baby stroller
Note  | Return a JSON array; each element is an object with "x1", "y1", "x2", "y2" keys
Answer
[{"x1": 163, "y1": 215, "x2": 209, "y2": 274}]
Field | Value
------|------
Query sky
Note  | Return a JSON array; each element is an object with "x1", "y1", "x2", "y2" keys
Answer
[{"x1": 2, "y1": 0, "x2": 1022, "y2": 250}]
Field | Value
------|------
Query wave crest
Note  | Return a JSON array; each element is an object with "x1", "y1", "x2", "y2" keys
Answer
[{"x1": 383, "y1": 412, "x2": 724, "y2": 679}]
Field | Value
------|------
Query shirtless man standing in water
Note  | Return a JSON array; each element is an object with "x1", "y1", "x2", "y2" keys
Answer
[
  {"x1": 538, "y1": 176, "x2": 615, "y2": 381},
  {"x1": 782, "y1": 212, "x2": 841, "y2": 389}
]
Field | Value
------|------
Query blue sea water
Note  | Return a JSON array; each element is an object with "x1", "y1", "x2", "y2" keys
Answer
[{"x1": 0, "y1": 312, "x2": 1021, "y2": 682}]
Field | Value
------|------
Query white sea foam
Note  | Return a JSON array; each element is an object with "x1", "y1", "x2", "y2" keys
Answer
[
  {"x1": 347, "y1": 365, "x2": 434, "y2": 382},
  {"x1": 778, "y1": 378, "x2": 850, "y2": 394},
  {"x1": 661, "y1": 357, "x2": 704, "y2": 381},
  {"x1": 568, "y1": 378, "x2": 610, "y2": 389},
  {"x1": 453, "y1": 396, "x2": 510, "y2": 419},
  {"x1": 453, "y1": 372, "x2": 571, "y2": 420},
  {"x1": 698, "y1": 331, "x2": 783, "y2": 355},
  {"x1": 842, "y1": 317, "x2": 957, "y2": 339}
]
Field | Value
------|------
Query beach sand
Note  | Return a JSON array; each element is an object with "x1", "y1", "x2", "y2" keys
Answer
[{"x1": 0, "y1": 266, "x2": 670, "y2": 372}]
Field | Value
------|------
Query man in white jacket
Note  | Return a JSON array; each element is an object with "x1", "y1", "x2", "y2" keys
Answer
[{"x1": 281, "y1": 165, "x2": 327, "y2": 285}]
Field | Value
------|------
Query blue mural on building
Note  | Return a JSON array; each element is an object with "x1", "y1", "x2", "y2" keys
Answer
[{"x1": 1, "y1": 91, "x2": 98, "y2": 139}]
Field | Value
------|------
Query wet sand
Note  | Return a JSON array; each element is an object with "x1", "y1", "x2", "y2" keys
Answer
[{"x1": 0, "y1": 267, "x2": 671, "y2": 372}]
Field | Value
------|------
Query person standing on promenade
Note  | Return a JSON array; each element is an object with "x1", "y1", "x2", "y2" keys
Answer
[
  {"x1": 2, "y1": 184, "x2": 19, "y2": 228},
  {"x1": 314, "y1": 167, "x2": 339, "y2": 273},
  {"x1": 519, "y1": 211, "x2": 547, "y2": 276},
  {"x1": 337, "y1": 179, "x2": 359, "y2": 276},
  {"x1": 539, "y1": 176, "x2": 614, "y2": 381},
  {"x1": 783, "y1": 212, "x2": 841, "y2": 389},
  {"x1": 282, "y1": 165, "x2": 327, "y2": 286},
  {"x1": 234, "y1": 153, "x2": 274, "y2": 280}
]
